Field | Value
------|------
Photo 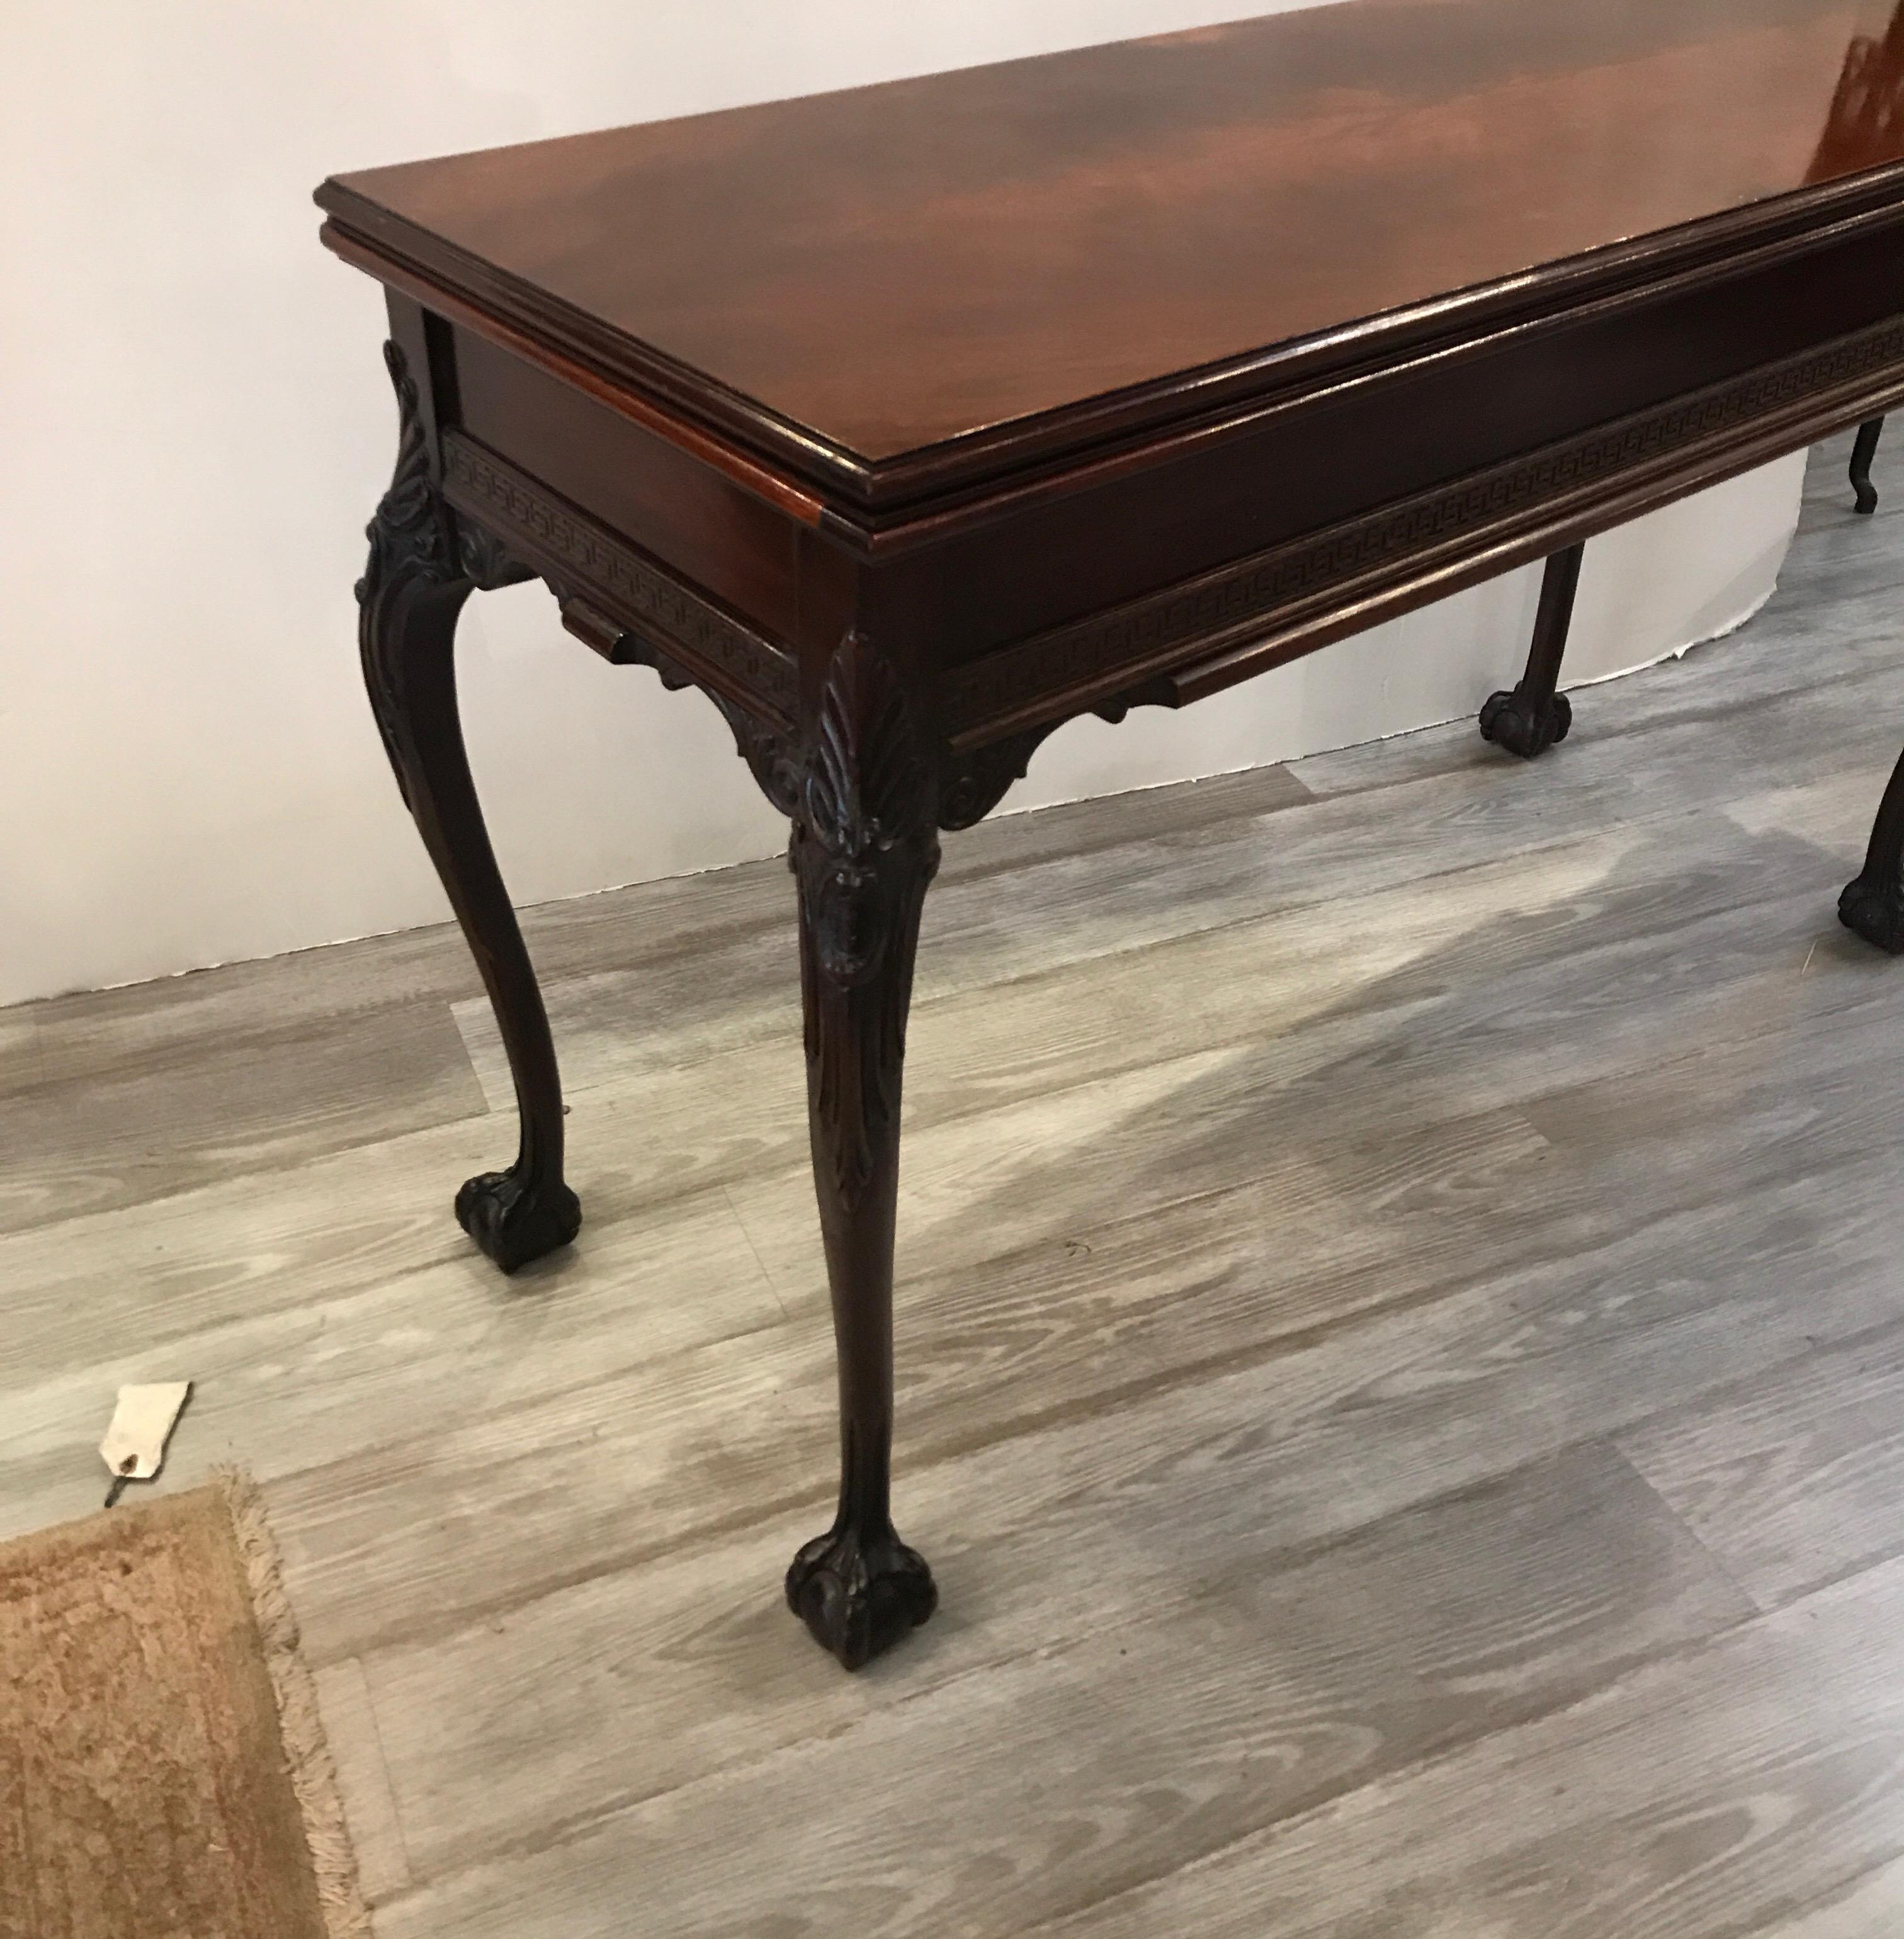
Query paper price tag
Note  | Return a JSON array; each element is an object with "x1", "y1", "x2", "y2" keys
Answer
[{"x1": 99, "y1": 1382, "x2": 193, "y2": 1498}]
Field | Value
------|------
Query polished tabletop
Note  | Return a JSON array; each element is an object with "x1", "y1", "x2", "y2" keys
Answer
[{"x1": 321, "y1": 0, "x2": 1904, "y2": 463}]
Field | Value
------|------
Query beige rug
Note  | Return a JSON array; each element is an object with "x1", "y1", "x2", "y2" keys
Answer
[{"x1": 0, "y1": 1474, "x2": 368, "y2": 1939}]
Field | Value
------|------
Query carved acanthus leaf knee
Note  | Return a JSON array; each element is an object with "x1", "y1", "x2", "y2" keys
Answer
[
  {"x1": 356, "y1": 341, "x2": 533, "y2": 806},
  {"x1": 794, "y1": 632, "x2": 939, "y2": 1210}
]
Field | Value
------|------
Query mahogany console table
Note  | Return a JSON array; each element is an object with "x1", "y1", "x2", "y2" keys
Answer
[{"x1": 319, "y1": 0, "x2": 1904, "y2": 1670}]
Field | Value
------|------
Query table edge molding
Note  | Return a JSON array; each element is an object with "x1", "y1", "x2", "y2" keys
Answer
[{"x1": 320, "y1": 162, "x2": 1904, "y2": 524}]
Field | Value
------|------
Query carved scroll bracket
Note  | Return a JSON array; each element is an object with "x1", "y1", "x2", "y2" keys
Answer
[
  {"x1": 935, "y1": 688, "x2": 1164, "y2": 830},
  {"x1": 546, "y1": 580, "x2": 802, "y2": 817}
]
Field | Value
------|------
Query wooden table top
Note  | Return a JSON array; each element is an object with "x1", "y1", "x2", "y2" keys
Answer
[{"x1": 320, "y1": 0, "x2": 1904, "y2": 494}]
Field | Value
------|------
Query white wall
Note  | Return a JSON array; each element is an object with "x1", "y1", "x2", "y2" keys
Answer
[{"x1": 0, "y1": 1, "x2": 1805, "y2": 1009}]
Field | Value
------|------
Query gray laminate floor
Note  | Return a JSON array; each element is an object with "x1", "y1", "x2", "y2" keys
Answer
[{"x1": 7, "y1": 433, "x2": 1904, "y2": 1937}]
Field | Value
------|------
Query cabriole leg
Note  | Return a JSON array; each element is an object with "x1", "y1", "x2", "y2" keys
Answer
[
  {"x1": 1479, "y1": 541, "x2": 1584, "y2": 759},
  {"x1": 1841, "y1": 745, "x2": 1904, "y2": 953},
  {"x1": 783, "y1": 633, "x2": 939, "y2": 1670},
  {"x1": 357, "y1": 340, "x2": 580, "y2": 1272},
  {"x1": 1851, "y1": 417, "x2": 1885, "y2": 516}
]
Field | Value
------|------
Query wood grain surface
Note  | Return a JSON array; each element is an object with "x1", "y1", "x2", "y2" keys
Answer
[{"x1": 322, "y1": 0, "x2": 1904, "y2": 460}]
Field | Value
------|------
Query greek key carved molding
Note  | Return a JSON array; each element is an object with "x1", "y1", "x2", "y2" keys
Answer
[
  {"x1": 441, "y1": 432, "x2": 799, "y2": 718},
  {"x1": 945, "y1": 313, "x2": 1904, "y2": 735}
]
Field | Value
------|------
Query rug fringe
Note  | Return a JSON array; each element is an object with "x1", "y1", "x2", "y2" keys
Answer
[{"x1": 217, "y1": 1466, "x2": 375, "y2": 1939}]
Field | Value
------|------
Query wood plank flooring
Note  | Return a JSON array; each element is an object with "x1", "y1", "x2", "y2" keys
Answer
[{"x1": 5, "y1": 432, "x2": 1904, "y2": 1935}]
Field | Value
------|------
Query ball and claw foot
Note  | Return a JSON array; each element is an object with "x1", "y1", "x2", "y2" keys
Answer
[
  {"x1": 455, "y1": 1167, "x2": 582, "y2": 1273},
  {"x1": 1839, "y1": 873, "x2": 1904, "y2": 954},
  {"x1": 786, "y1": 1520, "x2": 938, "y2": 1671},
  {"x1": 1479, "y1": 684, "x2": 1573, "y2": 759}
]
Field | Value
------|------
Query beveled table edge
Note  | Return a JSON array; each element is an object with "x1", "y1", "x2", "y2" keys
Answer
[{"x1": 320, "y1": 159, "x2": 1904, "y2": 531}]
